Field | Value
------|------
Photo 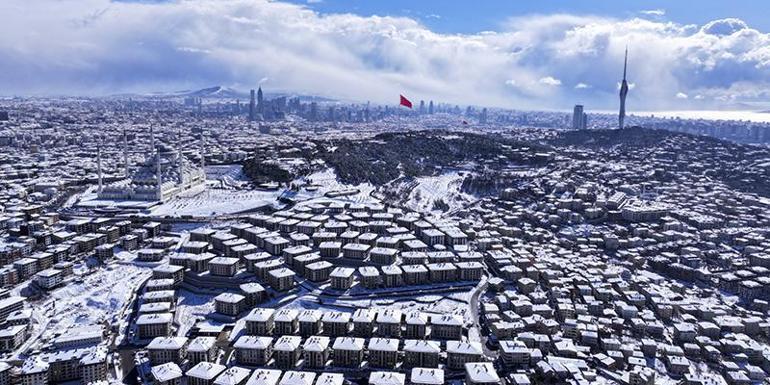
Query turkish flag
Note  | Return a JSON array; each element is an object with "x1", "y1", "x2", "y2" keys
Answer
[{"x1": 399, "y1": 95, "x2": 413, "y2": 109}]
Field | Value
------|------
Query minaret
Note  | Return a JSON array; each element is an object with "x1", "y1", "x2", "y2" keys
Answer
[
  {"x1": 123, "y1": 128, "x2": 130, "y2": 178},
  {"x1": 177, "y1": 151, "x2": 183, "y2": 184},
  {"x1": 156, "y1": 144, "x2": 163, "y2": 201},
  {"x1": 97, "y1": 142, "x2": 103, "y2": 193},
  {"x1": 619, "y1": 47, "x2": 629, "y2": 130},
  {"x1": 152, "y1": 126, "x2": 162, "y2": 201},
  {"x1": 150, "y1": 125, "x2": 156, "y2": 153},
  {"x1": 176, "y1": 126, "x2": 183, "y2": 185},
  {"x1": 199, "y1": 130, "x2": 206, "y2": 179}
]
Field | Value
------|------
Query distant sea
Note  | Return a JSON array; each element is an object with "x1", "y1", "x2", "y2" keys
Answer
[{"x1": 632, "y1": 110, "x2": 770, "y2": 123}]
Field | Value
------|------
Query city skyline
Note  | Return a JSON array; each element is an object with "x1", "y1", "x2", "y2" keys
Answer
[{"x1": 3, "y1": 0, "x2": 770, "y2": 112}]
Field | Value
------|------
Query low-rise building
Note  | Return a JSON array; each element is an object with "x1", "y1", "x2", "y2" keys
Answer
[
  {"x1": 370, "y1": 372, "x2": 405, "y2": 385},
  {"x1": 234, "y1": 336, "x2": 274, "y2": 366},
  {"x1": 186, "y1": 362, "x2": 226, "y2": 385},
  {"x1": 244, "y1": 308, "x2": 275, "y2": 336},
  {"x1": 151, "y1": 362, "x2": 183, "y2": 385},
  {"x1": 409, "y1": 368, "x2": 443, "y2": 385},
  {"x1": 403, "y1": 340, "x2": 441, "y2": 368},
  {"x1": 147, "y1": 336, "x2": 188, "y2": 364},
  {"x1": 465, "y1": 362, "x2": 500, "y2": 385},
  {"x1": 368, "y1": 338, "x2": 400, "y2": 369},
  {"x1": 322, "y1": 312, "x2": 350, "y2": 337},
  {"x1": 137, "y1": 313, "x2": 173, "y2": 339},
  {"x1": 446, "y1": 342, "x2": 483, "y2": 370},
  {"x1": 302, "y1": 336, "x2": 330, "y2": 369},
  {"x1": 331, "y1": 337, "x2": 365, "y2": 368},
  {"x1": 188, "y1": 336, "x2": 218, "y2": 365},
  {"x1": 273, "y1": 336, "x2": 302, "y2": 369}
]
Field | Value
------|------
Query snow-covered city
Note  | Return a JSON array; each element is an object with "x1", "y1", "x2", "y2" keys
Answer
[{"x1": 2, "y1": 1, "x2": 770, "y2": 385}]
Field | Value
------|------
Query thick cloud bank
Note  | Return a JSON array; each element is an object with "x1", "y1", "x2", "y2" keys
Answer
[{"x1": 2, "y1": 0, "x2": 770, "y2": 109}]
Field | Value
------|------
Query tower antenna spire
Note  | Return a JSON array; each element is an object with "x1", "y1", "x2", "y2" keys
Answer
[
  {"x1": 619, "y1": 45, "x2": 629, "y2": 130},
  {"x1": 623, "y1": 46, "x2": 628, "y2": 81}
]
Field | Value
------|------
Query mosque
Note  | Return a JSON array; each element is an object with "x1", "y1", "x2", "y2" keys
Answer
[{"x1": 97, "y1": 128, "x2": 206, "y2": 202}]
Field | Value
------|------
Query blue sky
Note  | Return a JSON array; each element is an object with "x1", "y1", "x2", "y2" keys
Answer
[
  {"x1": 290, "y1": 0, "x2": 770, "y2": 35},
  {"x1": 2, "y1": 0, "x2": 770, "y2": 110}
]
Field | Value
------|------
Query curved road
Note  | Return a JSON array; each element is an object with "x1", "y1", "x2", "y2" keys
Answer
[{"x1": 467, "y1": 276, "x2": 497, "y2": 359}]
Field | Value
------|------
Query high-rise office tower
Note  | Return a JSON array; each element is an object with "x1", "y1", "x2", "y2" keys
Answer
[
  {"x1": 310, "y1": 102, "x2": 319, "y2": 121},
  {"x1": 257, "y1": 87, "x2": 264, "y2": 114},
  {"x1": 419, "y1": 100, "x2": 425, "y2": 115},
  {"x1": 619, "y1": 47, "x2": 629, "y2": 130},
  {"x1": 249, "y1": 89, "x2": 256, "y2": 121},
  {"x1": 480, "y1": 108, "x2": 488, "y2": 124},
  {"x1": 572, "y1": 105, "x2": 586, "y2": 130},
  {"x1": 428, "y1": 101, "x2": 434, "y2": 114}
]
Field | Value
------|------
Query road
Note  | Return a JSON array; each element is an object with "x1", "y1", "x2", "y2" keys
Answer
[{"x1": 467, "y1": 276, "x2": 497, "y2": 359}]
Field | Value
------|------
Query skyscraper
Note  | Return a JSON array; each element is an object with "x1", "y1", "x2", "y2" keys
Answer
[
  {"x1": 428, "y1": 101, "x2": 434, "y2": 114},
  {"x1": 249, "y1": 89, "x2": 256, "y2": 122},
  {"x1": 419, "y1": 100, "x2": 425, "y2": 115},
  {"x1": 619, "y1": 47, "x2": 629, "y2": 130},
  {"x1": 572, "y1": 105, "x2": 586, "y2": 130},
  {"x1": 310, "y1": 102, "x2": 319, "y2": 121},
  {"x1": 257, "y1": 87, "x2": 264, "y2": 114}
]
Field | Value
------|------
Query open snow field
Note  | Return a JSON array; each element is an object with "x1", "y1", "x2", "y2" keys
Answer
[
  {"x1": 292, "y1": 168, "x2": 377, "y2": 205},
  {"x1": 175, "y1": 290, "x2": 216, "y2": 337},
  {"x1": 29, "y1": 261, "x2": 151, "y2": 350},
  {"x1": 150, "y1": 188, "x2": 281, "y2": 216},
  {"x1": 404, "y1": 171, "x2": 475, "y2": 213},
  {"x1": 204, "y1": 165, "x2": 251, "y2": 190}
]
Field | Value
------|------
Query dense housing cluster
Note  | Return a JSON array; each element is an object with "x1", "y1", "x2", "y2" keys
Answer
[{"x1": 0, "y1": 95, "x2": 769, "y2": 385}]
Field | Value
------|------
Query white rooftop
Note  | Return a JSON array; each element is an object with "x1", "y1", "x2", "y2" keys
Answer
[
  {"x1": 151, "y1": 362, "x2": 183, "y2": 383},
  {"x1": 465, "y1": 362, "x2": 500, "y2": 384},
  {"x1": 410, "y1": 368, "x2": 444, "y2": 385},
  {"x1": 369, "y1": 372, "x2": 406, "y2": 385},
  {"x1": 279, "y1": 371, "x2": 316, "y2": 385},
  {"x1": 186, "y1": 362, "x2": 226, "y2": 380}
]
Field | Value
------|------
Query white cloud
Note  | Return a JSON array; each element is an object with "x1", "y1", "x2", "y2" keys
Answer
[
  {"x1": 0, "y1": 0, "x2": 769, "y2": 110},
  {"x1": 539, "y1": 76, "x2": 562, "y2": 86},
  {"x1": 676, "y1": 92, "x2": 688, "y2": 99},
  {"x1": 575, "y1": 83, "x2": 591, "y2": 89},
  {"x1": 701, "y1": 18, "x2": 748, "y2": 36},
  {"x1": 640, "y1": 9, "x2": 665, "y2": 17}
]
